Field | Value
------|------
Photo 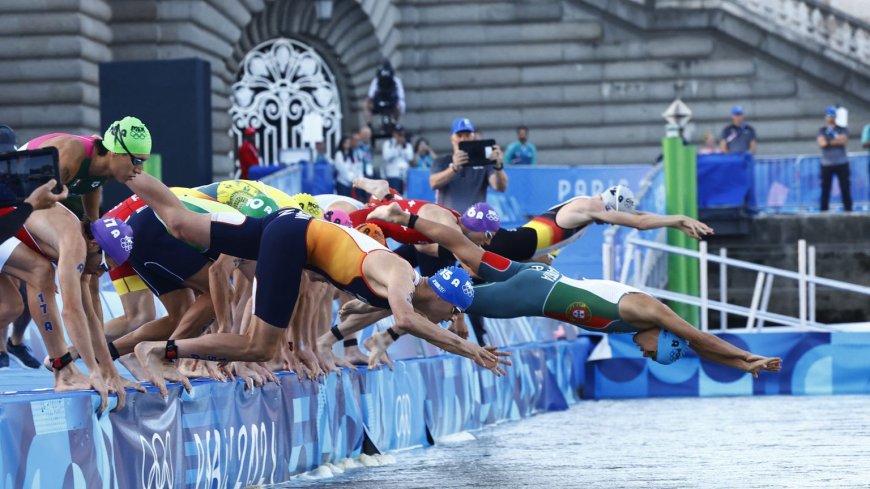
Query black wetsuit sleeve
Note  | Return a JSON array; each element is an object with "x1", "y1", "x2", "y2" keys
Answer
[
  {"x1": 477, "y1": 251, "x2": 525, "y2": 283},
  {"x1": 483, "y1": 227, "x2": 538, "y2": 262},
  {"x1": 0, "y1": 203, "x2": 32, "y2": 242},
  {"x1": 392, "y1": 243, "x2": 418, "y2": 267},
  {"x1": 416, "y1": 245, "x2": 456, "y2": 277}
]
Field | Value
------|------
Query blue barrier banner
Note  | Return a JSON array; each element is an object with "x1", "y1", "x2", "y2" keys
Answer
[
  {"x1": 753, "y1": 154, "x2": 869, "y2": 213},
  {"x1": 419, "y1": 357, "x2": 483, "y2": 439},
  {"x1": 406, "y1": 166, "x2": 651, "y2": 229},
  {"x1": 319, "y1": 372, "x2": 365, "y2": 464},
  {"x1": 358, "y1": 362, "x2": 428, "y2": 453},
  {"x1": 586, "y1": 332, "x2": 870, "y2": 399},
  {"x1": 301, "y1": 162, "x2": 335, "y2": 195},
  {"x1": 258, "y1": 164, "x2": 302, "y2": 196},
  {"x1": 697, "y1": 153, "x2": 754, "y2": 208}
]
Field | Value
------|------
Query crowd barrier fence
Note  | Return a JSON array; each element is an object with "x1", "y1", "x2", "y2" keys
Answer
[{"x1": 753, "y1": 153, "x2": 869, "y2": 213}]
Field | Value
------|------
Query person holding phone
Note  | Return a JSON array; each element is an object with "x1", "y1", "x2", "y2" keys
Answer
[
  {"x1": 0, "y1": 126, "x2": 70, "y2": 242},
  {"x1": 429, "y1": 117, "x2": 508, "y2": 214}
]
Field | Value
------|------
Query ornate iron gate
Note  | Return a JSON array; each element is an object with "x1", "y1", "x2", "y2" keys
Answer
[{"x1": 230, "y1": 38, "x2": 342, "y2": 166}]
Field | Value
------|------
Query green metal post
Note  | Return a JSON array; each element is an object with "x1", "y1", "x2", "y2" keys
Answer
[{"x1": 662, "y1": 136, "x2": 699, "y2": 325}]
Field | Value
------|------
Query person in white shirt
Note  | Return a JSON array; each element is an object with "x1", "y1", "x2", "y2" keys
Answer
[
  {"x1": 381, "y1": 126, "x2": 413, "y2": 193},
  {"x1": 333, "y1": 136, "x2": 361, "y2": 197}
]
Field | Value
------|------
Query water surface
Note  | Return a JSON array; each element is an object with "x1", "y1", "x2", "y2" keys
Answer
[{"x1": 274, "y1": 395, "x2": 870, "y2": 488}]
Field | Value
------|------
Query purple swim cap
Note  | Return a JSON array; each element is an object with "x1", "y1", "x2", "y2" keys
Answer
[
  {"x1": 460, "y1": 202, "x2": 500, "y2": 233},
  {"x1": 90, "y1": 217, "x2": 134, "y2": 265}
]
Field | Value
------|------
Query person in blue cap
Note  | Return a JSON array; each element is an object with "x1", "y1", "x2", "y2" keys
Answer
[
  {"x1": 719, "y1": 105, "x2": 757, "y2": 154},
  {"x1": 354, "y1": 203, "x2": 782, "y2": 376},
  {"x1": 816, "y1": 105, "x2": 852, "y2": 212},
  {"x1": 429, "y1": 117, "x2": 508, "y2": 214}
]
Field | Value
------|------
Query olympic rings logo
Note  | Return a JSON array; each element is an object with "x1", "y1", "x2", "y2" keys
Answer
[{"x1": 139, "y1": 431, "x2": 174, "y2": 489}]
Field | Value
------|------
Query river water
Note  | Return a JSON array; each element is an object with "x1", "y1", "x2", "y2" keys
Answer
[{"x1": 273, "y1": 395, "x2": 870, "y2": 488}]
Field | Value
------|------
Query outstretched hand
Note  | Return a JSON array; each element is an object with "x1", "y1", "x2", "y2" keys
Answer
[
  {"x1": 679, "y1": 217, "x2": 714, "y2": 240},
  {"x1": 745, "y1": 355, "x2": 782, "y2": 378},
  {"x1": 472, "y1": 345, "x2": 512, "y2": 377}
]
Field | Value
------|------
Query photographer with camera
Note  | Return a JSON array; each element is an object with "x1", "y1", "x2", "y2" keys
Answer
[
  {"x1": 816, "y1": 105, "x2": 852, "y2": 212},
  {"x1": 364, "y1": 59, "x2": 405, "y2": 129},
  {"x1": 429, "y1": 117, "x2": 508, "y2": 215}
]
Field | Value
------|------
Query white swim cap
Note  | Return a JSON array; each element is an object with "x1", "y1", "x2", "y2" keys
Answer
[{"x1": 600, "y1": 185, "x2": 636, "y2": 212}]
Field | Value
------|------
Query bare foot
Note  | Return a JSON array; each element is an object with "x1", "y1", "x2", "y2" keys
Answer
[
  {"x1": 134, "y1": 342, "x2": 193, "y2": 398},
  {"x1": 343, "y1": 345, "x2": 369, "y2": 366},
  {"x1": 231, "y1": 362, "x2": 263, "y2": 390},
  {"x1": 295, "y1": 349, "x2": 324, "y2": 379},
  {"x1": 119, "y1": 353, "x2": 151, "y2": 381},
  {"x1": 352, "y1": 177, "x2": 390, "y2": 200},
  {"x1": 251, "y1": 362, "x2": 280, "y2": 385},
  {"x1": 103, "y1": 374, "x2": 129, "y2": 412},
  {"x1": 54, "y1": 363, "x2": 95, "y2": 390},
  {"x1": 367, "y1": 202, "x2": 405, "y2": 223}
]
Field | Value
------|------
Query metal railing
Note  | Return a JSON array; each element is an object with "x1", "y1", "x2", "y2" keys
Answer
[
  {"x1": 754, "y1": 153, "x2": 870, "y2": 213},
  {"x1": 610, "y1": 236, "x2": 870, "y2": 331},
  {"x1": 602, "y1": 163, "x2": 668, "y2": 283}
]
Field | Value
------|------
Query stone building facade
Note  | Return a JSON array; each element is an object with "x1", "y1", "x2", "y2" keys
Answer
[{"x1": 1, "y1": 0, "x2": 868, "y2": 176}]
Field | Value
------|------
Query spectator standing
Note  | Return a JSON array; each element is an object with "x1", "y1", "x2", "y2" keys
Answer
[
  {"x1": 697, "y1": 131, "x2": 720, "y2": 155},
  {"x1": 817, "y1": 105, "x2": 852, "y2": 212},
  {"x1": 381, "y1": 126, "x2": 413, "y2": 192},
  {"x1": 429, "y1": 117, "x2": 508, "y2": 213},
  {"x1": 504, "y1": 126, "x2": 537, "y2": 165},
  {"x1": 313, "y1": 141, "x2": 331, "y2": 166},
  {"x1": 719, "y1": 106, "x2": 757, "y2": 154},
  {"x1": 355, "y1": 126, "x2": 375, "y2": 178},
  {"x1": 235, "y1": 127, "x2": 261, "y2": 180},
  {"x1": 307, "y1": 140, "x2": 334, "y2": 194},
  {"x1": 333, "y1": 136, "x2": 361, "y2": 197},
  {"x1": 411, "y1": 137, "x2": 436, "y2": 169}
]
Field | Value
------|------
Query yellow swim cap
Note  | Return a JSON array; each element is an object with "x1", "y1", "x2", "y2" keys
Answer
[{"x1": 290, "y1": 192, "x2": 323, "y2": 219}]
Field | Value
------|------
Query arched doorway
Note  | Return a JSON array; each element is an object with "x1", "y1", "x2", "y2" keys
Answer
[{"x1": 230, "y1": 38, "x2": 342, "y2": 166}]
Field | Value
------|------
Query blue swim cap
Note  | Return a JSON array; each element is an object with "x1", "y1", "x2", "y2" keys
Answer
[
  {"x1": 655, "y1": 329, "x2": 689, "y2": 365},
  {"x1": 427, "y1": 266, "x2": 474, "y2": 311}
]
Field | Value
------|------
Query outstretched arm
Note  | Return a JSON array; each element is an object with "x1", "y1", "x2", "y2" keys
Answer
[
  {"x1": 382, "y1": 265, "x2": 508, "y2": 373},
  {"x1": 621, "y1": 294, "x2": 781, "y2": 376},
  {"x1": 587, "y1": 209, "x2": 713, "y2": 240},
  {"x1": 368, "y1": 202, "x2": 485, "y2": 271}
]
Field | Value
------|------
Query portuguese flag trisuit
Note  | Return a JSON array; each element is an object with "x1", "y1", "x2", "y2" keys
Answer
[{"x1": 467, "y1": 252, "x2": 646, "y2": 334}]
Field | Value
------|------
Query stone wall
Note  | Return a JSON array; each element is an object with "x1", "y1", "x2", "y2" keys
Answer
[
  {"x1": 706, "y1": 213, "x2": 870, "y2": 326},
  {"x1": 0, "y1": 0, "x2": 867, "y2": 177}
]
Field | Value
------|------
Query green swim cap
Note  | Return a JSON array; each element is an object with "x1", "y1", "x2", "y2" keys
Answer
[
  {"x1": 239, "y1": 194, "x2": 278, "y2": 218},
  {"x1": 103, "y1": 116, "x2": 152, "y2": 155}
]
